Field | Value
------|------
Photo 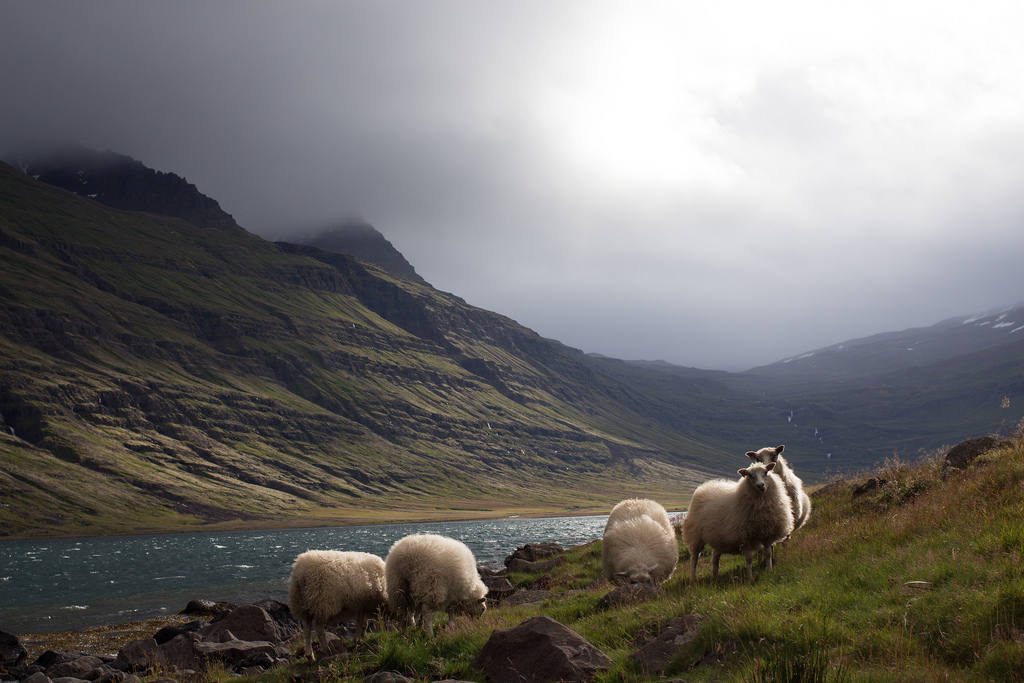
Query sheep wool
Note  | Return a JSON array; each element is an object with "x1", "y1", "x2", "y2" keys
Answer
[
  {"x1": 602, "y1": 498, "x2": 678, "y2": 585},
  {"x1": 288, "y1": 550, "x2": 386, "y2": 659},
  {"x1": 682, "y1": 462, "x2": 794, "y2": 582},
  {"x1": 746, "y1": 444, "x2": 812, "y2": 533},
  {"x1": 384, "y1": 533, "x2": 488, "y2": 637}
]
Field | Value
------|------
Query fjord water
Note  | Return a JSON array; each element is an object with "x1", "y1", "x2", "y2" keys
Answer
[{"x1": 0, "y1": 515, "x2": 608, "y2": 635}]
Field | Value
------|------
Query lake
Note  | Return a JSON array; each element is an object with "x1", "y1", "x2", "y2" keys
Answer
[{"x1": 0, "y1": 515, "x2": 609, "y2": 635}]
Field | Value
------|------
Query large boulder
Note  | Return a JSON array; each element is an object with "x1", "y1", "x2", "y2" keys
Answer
[
  {"x1": 942, "y1": 436, "x2": 1009, "y2": 474},
  {"x1": 115, "y1": 638, "x2": 165, "y2": 673},
  {"x1": 0, "y1": 629, "x2": 27, "y2": 669},
  {"x1": 179, "y1": 599, "x2": 236, "y2": 618},
  {"x1": 474, "y1": 616, "x2": 611, "y2": 683},
  {"x1": 201, "y1": 604, "x2": 282, "y2": 643},
  {"x1": 480, "y1": 575, "x2": 515, "y2": 602},
  {"x1": 629, "y1": 615, "x2": 702, "y2": 674},
  {"x1": 504, "y1": 542, "x2": 564, "y2": 564},
  {"x1": 45, "y1": 654, "x2": 104, "y2": 679}
]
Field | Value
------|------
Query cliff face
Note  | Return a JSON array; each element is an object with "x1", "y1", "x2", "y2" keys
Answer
[
  {"x1": 0, "y1": 161, "x2": 723, "y2": 537},
  {"x1": 296, "y1": 222, "x2": 424, "y2": 282}
]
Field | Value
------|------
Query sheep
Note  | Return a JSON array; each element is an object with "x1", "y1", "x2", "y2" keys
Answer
[
  {"x1": 384, "y1": 533, "x2": 488, "y2": 637},
  {"x1": 682, "y1": 462, "x2": 794, "y2": 582},
  {"x1": 602, "y1": 498, "x2": 678, "y2": 585},
  {"x1": 288, "y1": 550, "x2": 386, "y2": 659},
  {"x1": 746, "y1": 444, "x2": 812, "y2": 536}
]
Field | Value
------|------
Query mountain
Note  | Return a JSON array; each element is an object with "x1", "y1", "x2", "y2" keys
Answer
[
  {"x1": 0, "y1": 160, "x2": 733, "y2": 538},
  {"x1": 296, "y1": 222, "x2": 423, "y2": 282},
  {"x1": 11, "y1": 144, "x2": 243, "y2": 232},
  {"x1": 746, "y1": 305, "x2": 1024, "y2": 383}
]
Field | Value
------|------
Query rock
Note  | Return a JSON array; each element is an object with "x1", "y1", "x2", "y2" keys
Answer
[
  {"x1": 114, "y1": 638, "x2": 164, "y2": 673},
  {"x1": 89, "y1": 664, "x2": 132, "y2": 682},
  {"x1": 50, "y1": 677, "x2": 90, "y2": 683},
  {"x1": 0, "y1": 629, "x2": 27, "y2": 669},
  {"x1": 200, "y1": 605, "x2": 282, "y2": 643},
  {"x1": 33, "y1": 651, "x2": 74, "y2": 670},
  {"x1": 363, "y1": 673, "x2": 414, "y2": 683},
  {"x1": 502, "y1": 589, "x2": 554, "y2": 606},
  {"x1": 505, "y1": 556, "x2": 564, "y2": 573},
  {"x1": 152, "y1": 620, "x2": 203, "y2": 645},
  {"x1": 480, "y1": 575, "x2": 515, "y2": 601},
  {"x1": 505, "y1": 542, "x2": 564, "y2": 564},
  {"x1": 45, "y1": 655, "x2": 103, "y2": 680},
  {"x1": 158, "y1": 633, "x2": 202, "y2": 672},
  {"x1": 252, "y1": 599, "x2": 299, "y2": 639},
  {"x1": 21, "y1": 672, "x2": 51, "y2": 683},
  {"x1": 194, "y1": 638, "x2": 277, "y2": 670},
  {"x1": 474, "y1": 615, "x2": 611, "y2": 683},
  {"x1": 179, "y1": 599, "x2": 236, "y2": 618},
  {"x1": 477, "y1": 564, "x2": 506, "y2": 577},
  {"x1": 942, "y1": 436, "x2": 1008, "y2": 474},
  {"x1": 629, "y1": 615, "x2": 703, "y2": 674},
  {"x1": 596, "y1": 582, "x2": 662, "y2": 610}
]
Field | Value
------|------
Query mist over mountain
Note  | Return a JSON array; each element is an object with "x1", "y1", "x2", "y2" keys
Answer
[{"x1": 293, "y1": 222, "x2": 424, "y2": 283}]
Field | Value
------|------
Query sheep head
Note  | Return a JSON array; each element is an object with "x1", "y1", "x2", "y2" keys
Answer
[
  {"x1": 738, "y1": 461, "x2": 775, "y2": 493},
  {"x1": 746, "y1": 444, "x2": 785, "y2": 463}
]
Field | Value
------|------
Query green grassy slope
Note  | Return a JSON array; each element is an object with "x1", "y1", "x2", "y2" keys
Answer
[
  {"x1": 1, "y1": 163, "x2": 730, "y2": 537},
  {"x1": 298, "y1": 436, "x2": 1024, "y2": 682}
]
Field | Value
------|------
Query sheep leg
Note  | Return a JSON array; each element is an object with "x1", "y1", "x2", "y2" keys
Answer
[
  {"x1": 420, "y1": 608, "x2": 434, "y2": 638},
  {"x1": 765, "y1": 544, "x2": 774, "y2": 572},
  {"x1": 690, "y1": 549, "x2": 700, "y2": 583},
  {"x1": 301, "y1": 619, "x2": 314, "y2": 659},
  {"x1": 356, "y1": 612, "x2": 367, "y2": 640},
  {"x1": 743, "y1": 549, "x2": 754, "y2": 582},
  {"x1": 711, "y1": 550, "x2": 722, "y2": 580},
  {"x1": 316, "y1": 622, "x2": 330, "y2": 655}
]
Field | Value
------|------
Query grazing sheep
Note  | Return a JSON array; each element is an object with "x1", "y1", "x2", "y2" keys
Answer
[
  {"x1": 602, "y1": 498, "x2": 678, "y2": 585},
  {"x1": 746, "y1": 444, "x2": 812, "y2": 535},
  {"x1": 288, "y1": 550, "x2": 386, "y2": 659},
  {"x1": 384, "y1": 533, "x2": 488, "y2": 637},
  {"x1": 682, "y1": 462, "x2": 794, "y2": 582}
]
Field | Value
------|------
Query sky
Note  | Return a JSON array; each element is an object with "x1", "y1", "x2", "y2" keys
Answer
[{"x1": 3, "y1": 1, "x2": 1024, "y2": 370}]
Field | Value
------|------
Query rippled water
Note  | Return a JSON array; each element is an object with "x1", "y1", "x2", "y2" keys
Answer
[{"x1": 0, "y1": 515, "x2": 608, "y2": 634}]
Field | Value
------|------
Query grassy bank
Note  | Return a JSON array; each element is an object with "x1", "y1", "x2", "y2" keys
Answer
[{"x1": 254, "y1": 436, "x2": 1024, "y2": 681}]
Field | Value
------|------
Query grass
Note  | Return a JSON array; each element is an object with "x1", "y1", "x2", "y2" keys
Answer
[{"x1": 235, "y1": 437, "x2": 1024, "y2": 681}]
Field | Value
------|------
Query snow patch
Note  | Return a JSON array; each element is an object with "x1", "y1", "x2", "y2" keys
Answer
[
  {"x1": 1012, "y1": 325, "x2": 1024, "y2": 334},
  {"x1": 993, "y1": 321, "x2": 1014, "y2": 329}
]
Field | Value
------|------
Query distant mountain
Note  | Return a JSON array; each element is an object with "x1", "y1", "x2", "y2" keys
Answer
[
  {"x1": 747, "y1": 304, "x2": 1024, "y2": 383},
  {"x1": 296, "y1": 222, "x2": 423, "y2": 282},
  {"x1": 10, "y1": 144, "x2": 243, "y2": 232}
]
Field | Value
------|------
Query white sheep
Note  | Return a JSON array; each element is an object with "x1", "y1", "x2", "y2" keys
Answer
[
  {"x1": 602, "y1": 498, "x2": 678, "y2": 585},
  {"x1": 746, "y1": 444, "x2": 811, "y2": 536},
  {"x1": 288, "y1": 550, "x2": 386, "y2": 659},
  {"x1": 384, "y1": 533, "x2": 488, "y2": 637},
  {"x1": 682, "y1": 462, "x2": 794, "y2": 582}
]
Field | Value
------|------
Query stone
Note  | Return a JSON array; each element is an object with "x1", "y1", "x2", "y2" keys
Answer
[
  {"x1": 851, "y1": 477, "x2": 885, "y2": 498},
  {"x1": 363, "y1": 672, "x2": 414, "y2": 683},
  {"x1": 480, "y1": 575, "x2": 515, "y2": 601},
  {"x1": 943, "y1": 436, "x2": 1008, "y2": 474},
  {"x1": 502, "y1": 589, "x2": 554, "y2": 606},
  {"x1": 200, "y1": 605, "x2": 282, "y2": 643},
  {"x1": 114, "y1": 638, "x2": 164, "y2": 673},
  {"x1": 179, "y1": 599, "x2": 236, "y2": 618},
  {"x1": 474, "y1": 615, "x2": 611, "y2": 683},
  {"x1": 0, "y1": 629, "x2": 27, "y2": 669},
  {"x1": 253, "y1": 599, "x2": 299, "y2": 639},
  {"x1": 597, "y1": 582, "x2": 662, "y2": 610},
  {"x1": 51, "y1": 677, "x2": 90, "y2": 683},
  {"x1": 45, "y1": 656, "x2": 102, "y2": 680},
  {"x1": 89, "y1": 665, "x2": 130, "y2": 682},
  {"x1": 33, "y1": 651, "x2": 74, "y2": 670},
  {"x1": 505, "y1": 556, "x2": 564, "y2": 573},
  {"x1": 629, "y1": 615, "x2": 703, "y2": 674},
  {"x1": 194, "y1": 638, "x2": 277, "y2": 669},
  {"x1": 21, "y1": 672, "x2": 51, "y2": 683},
  {"x1": 158, "y1": 633, "x2": 202, "y2": 672},
  {"x1": 152, "y1": 620, "x2": 203, "y2": 645},
  {"x1": 504, "y1": 542, "x2": 564, "y2": 564}
]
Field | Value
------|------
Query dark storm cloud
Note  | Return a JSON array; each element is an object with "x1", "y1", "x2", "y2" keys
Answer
[{"x1": 4, "y1": 1, "x2": 1024, "y2": 369}]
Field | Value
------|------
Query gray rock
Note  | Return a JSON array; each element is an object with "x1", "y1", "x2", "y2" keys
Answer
[
  {"x1": 504, "y1": 542, "x2": 564, "y2": 564},
  {"x1": 480, "y1": 575, "x2": 515, "y2": 601},
  {"x1": 158, "y1": 633, "x2": 201, "y2": 672},
  {"x1": 114, "y1": 638, "x2": 164, "y2": 673},
  {"x1": 505, "y1": 556, "x2": 564, "y2": 574},
  {"x1": 194, "y1": 638, "x2": 277, "y2": 669},
  {"x1": 201, "y1": 605, "x2": 282, "y2": 643},
  {"x1": 20, "y1": 672, "x2": 51, "y2": 683},
  {"x1": 252, "y1": 599, "x2": 299, "y2": 640},
  {"x1": 943, "y1": 436, "x2": 1009, "y2": 474},
  {"x1": 179, "y1": 599, "x2": 236, "y2": 618},
  {"x1": 596, "y1": 582, "x2": 662, "y2": 610},
  {"x1": 629, "y1": 615, "x2": 703, "y2": 674},
  {"x1": 152, "y1": 620, "x2": 203, "y2": 645},
  {"x1": 51, "y1": 678, "x2": 90, "y2": 683},
  {"x1": 45, "y1": 656, "x2": 102, "y2": 680},
  {"x1": 0, "y1": 629, "x2": 27, "y2": 669},
  {"x1": 474, "y1": 615, "x2": 611, "y2": 683},
  {"x1": 363, "y1": 673, "x2": 414, "y2": 683}
]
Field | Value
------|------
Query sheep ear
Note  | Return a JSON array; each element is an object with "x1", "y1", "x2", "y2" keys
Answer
[
  {"x1": 775, "y1": 445, "x2": 785, "y2": 454},
  {"x1": 738, "y1": 468, "x2": 749, "y2": 477},
  {"x1": 746, "y1": 451, "x2": 758, "y2": 460},
  {"x1": 765, "y1": 462, "x2": 776, "y2": 471}
]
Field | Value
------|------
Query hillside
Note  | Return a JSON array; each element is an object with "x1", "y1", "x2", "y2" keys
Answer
[
  {"x1": 0, "y1": 161, "x2": 730, "y2": 537},
  {"x1": 295, "y1": 222, "x2": 424, "y2": 282}
]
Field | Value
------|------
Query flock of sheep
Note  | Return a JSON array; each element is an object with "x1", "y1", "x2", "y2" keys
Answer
[{"x1": 287, "y1": 444, "x2": 810, "y2": 658}]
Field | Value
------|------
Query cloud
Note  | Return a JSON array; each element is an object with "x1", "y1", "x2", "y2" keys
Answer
[{"x1": 3, "y1": 1, "x2": 1024, "y2": 369}]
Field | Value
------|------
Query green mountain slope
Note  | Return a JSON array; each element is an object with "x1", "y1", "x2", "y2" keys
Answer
[{"x1": 0, "y1": 162, "x2": 728, "y2": 537}]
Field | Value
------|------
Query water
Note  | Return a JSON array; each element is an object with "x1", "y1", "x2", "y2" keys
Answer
[{"x1": 0, "y1": 515, "x2": 607, "y2": 635}]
